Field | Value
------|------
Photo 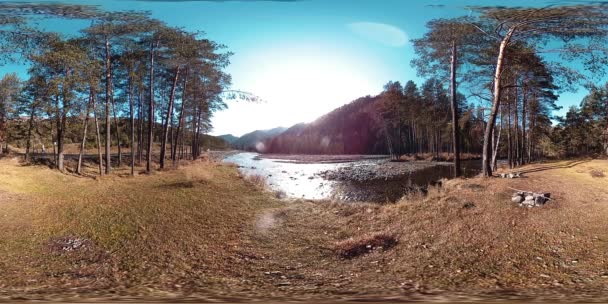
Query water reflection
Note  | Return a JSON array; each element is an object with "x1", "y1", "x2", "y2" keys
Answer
[{"x1": 223, "y1": 153, "x2": 481, "y2": 202}]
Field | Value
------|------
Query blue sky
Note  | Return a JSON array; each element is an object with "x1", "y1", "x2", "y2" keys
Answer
[{"x1": 1, "y1": 0, "x2": 594, "y2": 136}]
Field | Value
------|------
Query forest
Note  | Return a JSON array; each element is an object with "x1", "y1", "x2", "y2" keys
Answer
[
  {"x1": 0, "y1": 3, "x2": 241, "y2": 176},
  {"x1": 265, "y1": 6, "x2": 608, "y2": 178},
  {"x1": 0, "y1": 3, "x2": 607, "y2": 178}
]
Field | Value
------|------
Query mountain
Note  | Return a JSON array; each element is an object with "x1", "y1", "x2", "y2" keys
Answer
[
  {"x1": 218, "y1": 134, "x2": 239, "y2": 144},
  {"x1": 232, "y1": 127, "x2": 288, "y2": 151},
  {"x1": 265, "y1": 96, "x2": 390, "y2": 154}
]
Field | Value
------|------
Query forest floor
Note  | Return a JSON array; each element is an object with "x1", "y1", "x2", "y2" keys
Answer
[{"x1": 0, "y1": 153, "x2": 607, "y2": 302}]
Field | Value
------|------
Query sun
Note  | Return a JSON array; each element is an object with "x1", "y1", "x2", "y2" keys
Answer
[
  {"x1": 211, "y1": 44, "x2": 385, "y2": 136},
  {"x1": 252, "y1": 55, "x2": 379, "y2": 124}
]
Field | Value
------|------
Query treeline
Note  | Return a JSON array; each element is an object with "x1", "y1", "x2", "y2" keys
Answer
[
  {"x1": 0, "y1": 3, "x2": 245, "y2": 176},
  {"x1": 266, "y1": 79, "x2": 488, "y2": 156},
  {"x1": 552, "y1": 85, "x2": 608, "y2": 157},
  {"x1": 2, "y1": 115, "x2": 231, "y2": 157},
  {"x1": 409, "y1": 5, "x2": 608, "y2": 177}
]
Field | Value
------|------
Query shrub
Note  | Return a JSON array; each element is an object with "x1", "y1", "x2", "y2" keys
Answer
[{"x1": 245, "y1": 174, "x2": 268, "y2": 189}]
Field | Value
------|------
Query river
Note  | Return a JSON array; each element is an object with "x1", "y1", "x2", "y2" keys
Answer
[{"x1": 223, "y1": 153, "x2": 481, "y2": 202}]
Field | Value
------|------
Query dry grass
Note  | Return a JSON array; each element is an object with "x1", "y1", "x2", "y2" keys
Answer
[
  {"x1": 334, "y1": 232, "x2": 397, "y2": 259},
  {"x1": 399, "y1": 152, "x2": 480, "y2": 162},
  {"x1": 590, "y1": 169, "x2": 605, "y2": 178},
  {"x1": 0, "y1": 156, "x2": 281, "y2": 299},
  {"x1": 1, "y1": 156, "x2": 608, "y2": 301},
  {"x1": 244, "y1": 174, "x2": 268, "y2": 189},
  {"x1": 243, "y1": 159, "x2": 608, "y2": 300}
]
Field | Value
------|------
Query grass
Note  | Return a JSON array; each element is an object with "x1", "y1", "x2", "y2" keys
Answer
[
  {"x1": 241, "y1": 159, "x2": 608, "y2": 300},
  {"x1": 590, "y1": 169, "x2": 605, "y2": 178},
  {"x1": 334, "y1": 232, "x2": 397, "y2": 259},
  {"x1": 1, "y1": 156, "x2": 608, "y2": 301},
  {"x1": 399, "y1": 152, "x2": 480, "y2": 162},
  {"x1": 0, "y1": 155, "x2": 281, "y2": 299}
]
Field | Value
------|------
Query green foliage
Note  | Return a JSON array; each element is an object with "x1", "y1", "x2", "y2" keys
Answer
[{"x1": 553, "y1": 85, "x2": 608, "y2": 156}]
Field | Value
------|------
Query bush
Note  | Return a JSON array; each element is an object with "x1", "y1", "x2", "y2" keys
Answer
[{"x1": 245, "y1": 174, "x2": 268, "y2": 189}]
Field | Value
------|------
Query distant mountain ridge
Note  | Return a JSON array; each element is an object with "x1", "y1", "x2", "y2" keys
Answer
[
  {"x1": 264, "y1": 96, "x2": 390, "y2": 154},
  {"x1": 227, "y1": 127, "x2": 288, "y2": 151},
  {"x1": 218, "y1": 134, "x2": 239, "y2": 144},
  {"x1": 221, "y1": 96, "x2": 388, "y2": 154}
]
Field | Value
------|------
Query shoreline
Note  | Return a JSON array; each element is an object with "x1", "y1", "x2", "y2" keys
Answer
[{"x1": 257, "y1": 153, "x2": 390, "y2": 164}]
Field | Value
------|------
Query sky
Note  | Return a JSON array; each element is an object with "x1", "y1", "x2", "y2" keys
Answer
[{"x1": 1, "y1": 0, "x2": 597, "y2": 137}]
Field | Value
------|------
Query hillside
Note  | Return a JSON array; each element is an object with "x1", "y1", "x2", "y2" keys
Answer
[
  {"x1": 3, "y1": 117, "x2": 231, "y2": 152},
  {"x1": 233, "y1": 127, "x2": 287, "y2": 151},
  {"x1": 218, "y1": 134, "x2": 239, "y2": 144},
  {"x1": 265, "y1": 96, "x2": 390, "y2": 154}
]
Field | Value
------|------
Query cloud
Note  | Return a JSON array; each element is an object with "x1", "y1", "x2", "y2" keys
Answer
[{"x1": 347, "y1": 22, "x2": 408, "y2": 47}]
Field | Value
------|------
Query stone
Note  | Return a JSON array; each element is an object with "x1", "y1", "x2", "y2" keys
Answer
[
  {"x1": 511, "y1": 195, "x2": 524, "y2": 204},
  {"x1": 535, "y1": 196, "x2": 548, "y2": 205},
  {"x1": 525, "y1": 195, "x2": 535, "y2": 201},
  {"x1": 463, "y1": 201, "x2": 476, "y2": 209},
  {"x1": 522, "y1": 199, "x2": 535, "y2": 206}
]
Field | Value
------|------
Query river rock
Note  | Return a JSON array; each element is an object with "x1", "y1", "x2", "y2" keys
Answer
[
  {"x1": 512, "y1": 195, "x2": 524, "y2": 203},
  {"x1": 514, "y1": 191, "x2": 551, "y2": 207},
  {"x1": 535, "y1": 195, "x2": 548, "y2": 205},
  {"x1": 522, "y1": 199, "x2": 535, "y2": 207}
]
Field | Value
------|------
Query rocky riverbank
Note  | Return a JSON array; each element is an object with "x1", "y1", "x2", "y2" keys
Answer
[
  {"x1": 258, "y1": 154, "x2": 389, "y2": 164},
  {"x1": 317, "y1": 159, "x2": 449, "y2": 182}
]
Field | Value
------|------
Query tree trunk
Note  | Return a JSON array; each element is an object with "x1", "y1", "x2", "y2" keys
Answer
[
  {"x1": 507, "y1": 95, "x2": 513, "y2": 169},
  {"x1": 450, "y1": 41, "x2": 461, "y2": 177},
  {"x1": 53, "y1": 95, "x2": 65, "y2": 172},
  {"x1": 492, "y1": 107, "x2": 502, "y2": 172},
  {"x1": 77, "y1": 93, "x2": 93, "y2": 175},
  {"x1": 104, "y1": 36, "x2": 112, "y2": 175},
  {"x1": 92, "y1": 90, "x2": 103, "y2": 175},
  {"x1": 482, "y1": 28, "x2": 515, "y2": 177},
  {"x1": 25, "y1": 104, "x2": 36, "y2": 162},
  {"x1": 521, "y1": 83, "x2": 527, "y2": 165},
  {"x1": 129, "y1": 75, "x2": 135, "y2": 176},
  {"x1": 514, "y1": 80, "x2": 521, "y2": 168},
  {"x1": 146, "y1": 41, "x2": 156, "y2": 173},
  {"x1": 111, "y1": 94, "x2": 122, "y2": 167},
  {"x1": 192, "y1": 103, "x2": 202, "y2": 159},
  {"x1": 137, "y1": 87, "x2": 143, "y2": 165},
  {"x1": 172, "y1": 76, "x2": 187, "y2": 167},
  {"x1": 160, "y1": 66, "x2": 181, "y2": 169}
]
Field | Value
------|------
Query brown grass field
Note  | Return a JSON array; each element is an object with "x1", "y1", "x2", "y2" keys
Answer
[{"x1": 0, "y1": 154, "x2": 607, "y2": 302}]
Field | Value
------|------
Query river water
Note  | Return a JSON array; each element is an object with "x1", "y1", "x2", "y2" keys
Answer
[{"x1": 223, "y1": 153, "x2": 481, "y2": 202}]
